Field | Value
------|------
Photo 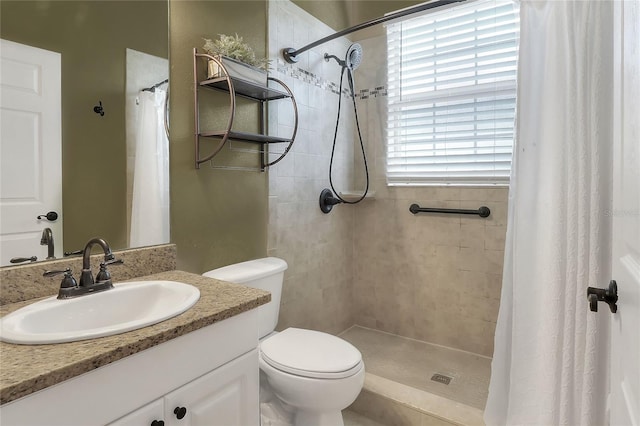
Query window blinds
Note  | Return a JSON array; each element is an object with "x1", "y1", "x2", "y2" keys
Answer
[{"x1": 386, "y1": 0, "x2": 519, "y2": 185}]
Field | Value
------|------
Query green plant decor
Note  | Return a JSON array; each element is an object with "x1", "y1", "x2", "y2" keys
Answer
[{"x1": 203, "y1": 34, "x2": 270, "y2": 71}]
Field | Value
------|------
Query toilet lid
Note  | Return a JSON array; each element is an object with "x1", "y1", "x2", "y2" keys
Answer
[{"x1": 260, "y1": 328, "x2": 362, "y2": 379}]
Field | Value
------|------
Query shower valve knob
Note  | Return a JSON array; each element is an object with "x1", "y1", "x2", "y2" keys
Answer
[
  {"x1": 587, "y1": 280, "x2": 618, "y2": 313},
  {"x1": 319, "y1": 188, "x2": 343, "y2": 214}
]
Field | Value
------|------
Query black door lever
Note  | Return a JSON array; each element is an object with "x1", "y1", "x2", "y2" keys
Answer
[
  {"x1": 37, "y1": 211, "x2": 58, "y2": 221},
  {"x1": 587, "y1": 280, "x2": 618, "y2": 313}
]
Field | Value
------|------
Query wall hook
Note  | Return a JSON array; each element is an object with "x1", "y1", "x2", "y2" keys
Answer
[{"x1": 93, "y1": 101, "x2": 105, "y2": 116}]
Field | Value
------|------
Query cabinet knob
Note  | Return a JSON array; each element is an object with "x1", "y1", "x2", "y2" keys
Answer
[
  {"x1": 174, "y1": 406, "x2": 187, "y2": 420},
  {"x1": 150, "y1": 421, "x2": 165, "y2": 426}
]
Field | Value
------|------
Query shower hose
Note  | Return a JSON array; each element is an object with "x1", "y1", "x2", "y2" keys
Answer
[{"x1": 328, "y1": 65, "x2": 369, "y2": 204}]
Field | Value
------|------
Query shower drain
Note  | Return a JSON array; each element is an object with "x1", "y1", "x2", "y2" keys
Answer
[{"x1": 430, "y1": 373, "x2": 452, "y2": 385}]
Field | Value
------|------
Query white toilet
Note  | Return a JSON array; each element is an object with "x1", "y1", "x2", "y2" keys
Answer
[{"x1": 203, "y1": 257, "x2": 364, "y2": 426}]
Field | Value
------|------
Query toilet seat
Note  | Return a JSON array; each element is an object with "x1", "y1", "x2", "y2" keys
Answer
[{"x1": 260, "y1": 328, "x2": 363, "y2": 379}]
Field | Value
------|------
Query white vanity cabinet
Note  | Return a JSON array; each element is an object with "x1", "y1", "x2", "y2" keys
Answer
[
  {"x1": 0, "y1": 309, "x2": 260, "y2": 426},
  {"x1": 108, "y1": 400, "x2": 165, "y2": 426},
  {"x1": 110, "y1": 349, "x2": 258, "y2": 426},
  {"x1": 165, "y1": 348, "x2": 257, "y2": 426}
]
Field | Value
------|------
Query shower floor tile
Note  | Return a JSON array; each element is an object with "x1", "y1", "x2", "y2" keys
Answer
[{"x1": 340, "y1": 326, "x2": 491, "y2": 410}]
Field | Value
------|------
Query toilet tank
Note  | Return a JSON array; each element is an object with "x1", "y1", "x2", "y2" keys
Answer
[{"x1": 203, "y1": 257, "x2": 287, "y2": 339}]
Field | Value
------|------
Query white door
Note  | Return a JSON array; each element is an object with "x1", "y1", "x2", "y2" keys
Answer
[
  {"x1": 0, "y1": 39, "x2": 62, "y2": 265},
  {"x1": 610, "y1": 1, "x2": 640, "y2": 425}
]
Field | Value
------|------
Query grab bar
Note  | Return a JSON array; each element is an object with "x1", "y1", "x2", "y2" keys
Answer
[{"x1": 409, "y1": 204, "x2": 491, "y2": 218}]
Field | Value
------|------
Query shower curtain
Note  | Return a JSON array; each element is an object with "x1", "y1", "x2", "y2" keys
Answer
[
  {"x1": 484, "y1": 1, "x2": 613, "y2": 425},
  {"x1": 130, "y1": 89, "x2": 170, "y2": 247}
]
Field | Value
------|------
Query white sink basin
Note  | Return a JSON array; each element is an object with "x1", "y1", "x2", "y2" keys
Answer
[{"x1": 0, "y1": 280, "x2": 200, "y2": 345}]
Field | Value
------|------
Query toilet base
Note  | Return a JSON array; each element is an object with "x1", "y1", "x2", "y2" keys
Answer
[
  {"x1": 259, "y1": 402, "x2": 345, "y2": 426},
  {"x1": 260, "y1": 371, "x2": 348, "y2": 426},
  {"x1": 260, "y1": 374, "x2": 293, "y2": 426},
  {"x1": 294, "y1": 410, "x2": 344, "y2": 426}
]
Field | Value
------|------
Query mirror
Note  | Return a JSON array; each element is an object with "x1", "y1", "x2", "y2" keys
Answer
[{"x1": 0, "y1": 1, "x2": 169, "y2": 266}]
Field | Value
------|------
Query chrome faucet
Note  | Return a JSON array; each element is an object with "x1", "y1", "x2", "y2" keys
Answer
[
  {"x1": 40, "y1": 228, "x2": 55, "y2": 259},
  {"x1": 43, "y1": 237, "x2": 123, "y2": 299}
]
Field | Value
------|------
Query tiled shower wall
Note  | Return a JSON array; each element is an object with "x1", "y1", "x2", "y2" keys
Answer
[
  {"x1": 351, "y1": 35, "x2": 508, "y2": 357},
  {"x1": 267, "y1": 4, "x2": 508, "y2": 357},
  {"x1": 267, "y1": 0, "x2": 356, "y2": 334}
]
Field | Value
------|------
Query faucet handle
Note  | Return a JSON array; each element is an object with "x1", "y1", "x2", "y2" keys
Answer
[
  {"x1": 104, "y1": 258, "x2": 124, "y2": 266},
  {"x1": 10, "y1": 256, "x2": 38, "y2": 264},
  {"x1": 43, "y1": 269, "x2": 69, "y2": 277},
  {"x1": 43, "y1": 268, "x2": 78, "y2": 289},
  {"x1": 95, "y1": 258, "x2": 123, "y2": 283}
]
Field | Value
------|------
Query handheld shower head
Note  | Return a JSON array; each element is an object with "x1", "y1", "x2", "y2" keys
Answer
[
  {"x1": 345, "y1": 43, "x2": 363, "y2": 70},
  {"x1": 324, "y1": 43, "x2": 363, "y2": 70}
]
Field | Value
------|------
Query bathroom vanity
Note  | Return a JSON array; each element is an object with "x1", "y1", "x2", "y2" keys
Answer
[{"x1": 0, "y1": 269, "x2": 270, "y2": 425}]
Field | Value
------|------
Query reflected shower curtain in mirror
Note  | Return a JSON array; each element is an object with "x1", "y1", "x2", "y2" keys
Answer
[
  {"x1": 130, "y1": 89, "x2": 170, "y2": 247},
  {"x1": 484, "y1": 1, "x2": 613, "y2": 425}
]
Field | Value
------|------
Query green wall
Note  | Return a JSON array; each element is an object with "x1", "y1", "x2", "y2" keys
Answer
[
  {"x1": 0, "y1": 1, "x2": 167, "y2": 252},
  {"x1": 169, "y1": 0, "x2": 268, "y2": 273},
  {"x1": 165, "y1": 0, "x2": 421, "y2": 273},
  {"x1": 291, "y1": 0, "x2": 424, "y2": 35},
  {"x1": 290, "y1": 0, "x2": 350, "y2": 30},
  {"x1": 1, "y1": 0, "x2": 408, "y2": 273}
]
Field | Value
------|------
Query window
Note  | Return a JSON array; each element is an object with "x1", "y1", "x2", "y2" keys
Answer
[{"x1": 386, "y1": 0, "x2": 519, "y2": 185}]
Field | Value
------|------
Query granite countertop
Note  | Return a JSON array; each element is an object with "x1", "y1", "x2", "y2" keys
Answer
[{"x1": 0, "y1": 270, "x2": 270, "y2": 405}]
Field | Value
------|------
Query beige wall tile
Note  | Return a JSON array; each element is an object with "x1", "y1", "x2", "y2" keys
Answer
[
  {"x1": 460, "y1": 223, "x2": 485, "y2": 249},
  {"x1": 268, "y1": 2, "x2": 509, "y2": 357},
  {"x1": 268, "y1": 1, "x2": 356, "y2": 334},
  {"x1": 483, "y1": 201, "x2": 509, "y2": 227},
  {"x1": 484, "y1": 225, "x2": 507, "y2": 250},
  {"x1": 459, "y1": 187, "x2": 508, "y2": 202},
  {"x1": 458, "y1": 248, "x2": 504, "y2": 275},
  {"x1": 353, "y1": 186, "x2": 507, "y2": 356},
  {"x1": 458, "y1": 271, "x2": 503, "y2": 301}
]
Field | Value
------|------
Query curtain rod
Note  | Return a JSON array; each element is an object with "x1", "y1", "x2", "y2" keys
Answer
[
  {"x1": 142, "y1": 78, "x2": 169, "y2": 93},
  {"x1": 282, "y1": 0, "x2": 466, "y2": 64}
]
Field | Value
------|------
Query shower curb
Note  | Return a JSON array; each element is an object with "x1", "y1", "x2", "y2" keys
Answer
[{"x1": 348, "y1": 373, "x2": 485, "y2": 426}]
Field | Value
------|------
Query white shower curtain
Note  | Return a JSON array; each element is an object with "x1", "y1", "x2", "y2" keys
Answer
[
  {"x1": 485, "y1": 1, "x2": 613, "y2": 425},
  {"x1": 130, "y1": 89, "x2": 170, "y2": 247}
]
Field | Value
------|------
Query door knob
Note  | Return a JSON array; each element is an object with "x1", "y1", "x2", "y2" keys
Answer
[{"x1": 587, "y1": 280, "x2": 618, "y2": 313}]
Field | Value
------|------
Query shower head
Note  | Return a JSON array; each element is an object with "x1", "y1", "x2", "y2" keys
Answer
[
  {"x1": 345, "y1": 43, "x2": 363, "y2": 70},
  {"x1": 324, "y1": 43, "x2": 363, "y2": 70}
]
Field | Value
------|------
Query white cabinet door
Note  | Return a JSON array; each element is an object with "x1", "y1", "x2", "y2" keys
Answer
[
  {"x1": 108, "y1": 399, "x2": 165, "y2": 426},
  {"x1": 163, "y1": 349, "x2": 259, "y2": 426}
]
